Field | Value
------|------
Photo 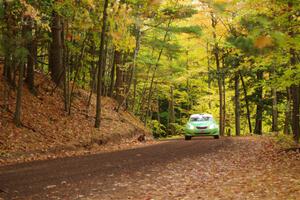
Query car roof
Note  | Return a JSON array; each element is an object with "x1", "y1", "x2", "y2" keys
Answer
[{"x1": 190, "y1": 114, "x2": 213, "y2": 118}]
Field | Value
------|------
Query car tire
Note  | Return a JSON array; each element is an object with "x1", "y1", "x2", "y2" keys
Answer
[
  {"x1": 214, "y1": 135, "x2": 220, "y2": 139},
  {"x1": 185, "y1": 136, "x2": 192, "y2": 140}
]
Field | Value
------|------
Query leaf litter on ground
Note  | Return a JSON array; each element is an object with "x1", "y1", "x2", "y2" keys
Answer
[{"x1": 83, "y1": 137, "x2": 299, "y2": 200}]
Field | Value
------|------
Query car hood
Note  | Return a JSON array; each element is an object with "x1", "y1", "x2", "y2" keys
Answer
[{"x1": 188, "y1": 121, "x2": 212, "y2": 127}]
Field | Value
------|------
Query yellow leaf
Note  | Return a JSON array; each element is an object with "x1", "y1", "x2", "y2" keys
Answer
[{"x1": 254, "y1": 35, "x2": 273, "y2": 49}]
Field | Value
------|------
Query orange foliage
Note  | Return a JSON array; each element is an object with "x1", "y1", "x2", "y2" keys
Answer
[{"x1": 254, "y1": 35, "x2": 273, "y2": 49}]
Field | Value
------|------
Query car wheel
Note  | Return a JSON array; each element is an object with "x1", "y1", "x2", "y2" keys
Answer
[
  {"x1": 185, "y1": 136, "x2": 192, "y2": 140},
  {"x1": 214, "y1": 135, "x2": 220, "y2": 139}
]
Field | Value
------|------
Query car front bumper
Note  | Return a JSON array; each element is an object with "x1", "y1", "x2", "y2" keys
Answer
[{"x1": 184, "y1": 127, "x2": 219, "y2": 136}]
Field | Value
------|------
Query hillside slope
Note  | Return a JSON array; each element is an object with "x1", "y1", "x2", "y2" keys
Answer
[{"x1": 0, "y1": 66, "x2": 151, "y2": 165}]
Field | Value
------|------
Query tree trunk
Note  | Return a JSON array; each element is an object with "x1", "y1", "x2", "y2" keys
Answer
[
  {"x1": 14, "y1": 19, "x2": 28, "y2": 127},
  {"x1": 215, "y1": 46, "x2": 223, "y2": 135},
  {"x1": 135, "y1": 49, "x2": 156, "y2": 116},
  {"x1": 145, "y1": 50, "x2": 164, "y2": 124},
  {"x1": 291, "y1": 85, "x2": 300, "y2": 142},
  {"x1": 14, "y1": 62, "x2": 24, "y2": 127},
  {"x1": 4, "y1": 56, "x2": 12, "y2": 85},
  {"x1": 114, "y1": 50, "x2": 123, "y2": 104},
  {"x1": 254, "y1": 71, "x2": 263, "y2": 135},
  {"x1": 222, "y1": 59, "x2": 226, "y2": 136},
  {"x1": 25, "y1": 21, "x2": 36, "y2": 95},
  {"x1": 284, "y1": 88, "x2": 292, "y2": 134},
  {"x1": 168, "y1": 86, "x2": 175, "y2": 132},
  {"x1": 12, "y1": 60, "x2": 17, "y2": 88},
  {"x1": 49, "y1": 11, "x2": 63, "y2": 86},
  {"x1": 156, "y1": 91, "x2": 161, "y2": 136},
  {"x1": 234, "y1": 73, "x2": 240, "y2": 136},
  {"x1": 3, "y1": 38, "x2": 11, "y2": 114},
  {"x1": 101, "y1": 39, "x2": 109, "y2": 96},
  {"x1": 136, "y1": 63, "x2": 151, "y2": 116},
  {"x1": 63, "y1": 22, "x2": 70, "y2": 112},
  {"x1": 95, "y1": 0, "x2": 109, "y2": 128},
  {"x1": 288, "y1": 2, "x2": 299, "y2": 143},
  {"x1": 131, "y1": 76, "x2": 137, "y2": 112},
  {"x1": 68, "y1": 35, "x2": 88, "y2": 115},
  {"x1": 108, "y1": 49, "x2": 116, "y2": 97},
  {"x1": 206, "y1": 42, "x2": 212, "y2": 110},
  {"x1": 145, "y1": 67, "x2": 157, "y2": 125},
  {"x1": 211, "y1": 12, "x2": 224, "y2": 136},
  {"x1": 117, "y1": 26, "x2": 141, "y2": 111},
  {"x1": 145, "y1": 18, "x2": 172, "y2": 125},
  {"x1": 3, "y1": 0, "x2": 12, "y2": 86},
  {"x1": 272, "y1": 87, "x2": 278, "y2": 133},
  {"x1": 3, "y1": 57, "x2": 10, "y2": 114},
  {"x1": 186, "y1": 50, "x2": 191, "y2": 111},
  {"x1": 86, "y1": 50, "x2": 97, "y2": 116},
  {"x1": 290, "y1": 49, "x2": 299, "y2": 142},
  {"x1": 239, "y1": 71, "x2": 252, "y2": 133}
]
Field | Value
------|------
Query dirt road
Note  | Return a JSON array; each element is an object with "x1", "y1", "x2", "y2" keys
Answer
[{"x1": 0, "y1": 137, "x2": 299, "y2": 200}]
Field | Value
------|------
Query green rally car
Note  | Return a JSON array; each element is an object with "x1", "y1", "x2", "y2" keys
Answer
[{"x1": 184, "y1": 114, "x2": 220, "y2": 140}]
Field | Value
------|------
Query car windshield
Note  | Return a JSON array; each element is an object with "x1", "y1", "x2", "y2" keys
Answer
[{"x1": 190, "y1": 116, "x2": 212, "y2": 122}]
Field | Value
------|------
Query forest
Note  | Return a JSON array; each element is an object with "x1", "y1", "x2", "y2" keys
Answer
[{"x1": 0, "y1": 0, "x2": 299, "y2": 143}]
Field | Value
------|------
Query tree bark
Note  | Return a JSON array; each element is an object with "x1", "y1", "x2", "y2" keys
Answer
[
  {"x1": 3, "y1": 1, "x2": 11, "y2": 113},
  {"x1": 63, "y1": 21, "x2": 70, "y2": 112},
  {"x1": 234, "y1": 73, "x2": 240, "y2": 136},
  {"x1": 272, "y1": 87, "x2": 278, "y2": 133},
  {"x1": 222, "y1": 57, "x2": 226, "y2": 136},
  {"x1": 290, "y1": 48, "x2": 299, "y2": 142},
  {"x1": 239, "y1": 71, "x2": 252, "y2": 134},
  {"x1": 284, "y1": 88, "x2": 292, "y2": 134},
  {"x1": 3, "y1": 1, "x2": 12, "y2": 86},
  {"x1": 3, "y1": 57, "x2": 10, "y2": 114},
  {"x1": 101, "y1": 39, "x2": 109, "y2": 96},
  {"x1": 291, "y1": 85, "x2": 299, "y2": 142},
  {"x1": 86, "y1": 46, "x2": 97, "y2": 114},
  {"x1": 156, "y1": 91, "x2": 161, "y2": 136},
  {"x1": 25, "y1": 20, "x2": 36, "y2": 95},
  {"x1": 131, "y1": 76, "x2": 137, "y2": 112},
  {"x1": 186, "y1": 50, "x2": 192, "y2": 111},
  {"x1": 145, "y1": 67, "x2": 157, "y2": 125},
  {"x1": 288, "y1": 2, "x2": 299, "y2": 142},
  {"x1": 168, "y1": 86, "x2": 176, "y2": 132},
  {"x1": 206, "y1": 42, "x2": 212, "y2": 109},
  {"x1": 14, "y1": 63, "x2": 24, "y2": 127},
  {"x1": 95, "y1": 0, "x2": 109, "y2": 128},
  {"x1": 14, "y1": 17, "x2": 29, "y2": 127},
  {"x1": 211, "y1": 12, "x2": 224, "y2": 136},
  {"x1": 114, "y1": 50, "x2": 123, "y2": 103},
  {"x1": 254, "y1": 71, "x2": 263, "y2": 135},
  {"x1": 108, "y1": 49, "x2": 116, "y2": 97},
  {"x1": 49, "y1": 11, "x2": 63, "y2": 86}
]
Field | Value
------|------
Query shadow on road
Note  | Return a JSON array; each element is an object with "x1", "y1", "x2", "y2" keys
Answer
[
  {"x1": 0, "y1": 137, "x2": 232, "y2": 199},
  {"x1": 158, "y1": 136, "x2": 221, "y2": 142}
]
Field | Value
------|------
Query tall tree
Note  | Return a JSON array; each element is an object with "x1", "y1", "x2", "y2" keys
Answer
[
  {"x1": 25, "y1": 18, "x2": 36, "y2": 94},
  {"x1": 95, "y1": 0, "x2": 109, "y2": 128},
  {"x1": 254, "y1": 70, "x2": 263, "y2": 135},
  {"x1": 49, "y1": 11, "x2": 63, "y2": 85},
  {"x1": 234, "y1": 72, "x2": 240, "y2": 136},
  {"x1": 288, "y1": 2, "x2": 300, "y2": 142},
  {"x1": 211, "y1": 12, "x2": 224, "y2": 136}
]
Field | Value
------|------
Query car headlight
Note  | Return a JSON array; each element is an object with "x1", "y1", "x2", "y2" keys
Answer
[
  {"x1": 209, "y1": 124, "x2": 215, "y2": 129},
  {"x1": 188, "y1": 124, "x2": 195, "y2": 129}
]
